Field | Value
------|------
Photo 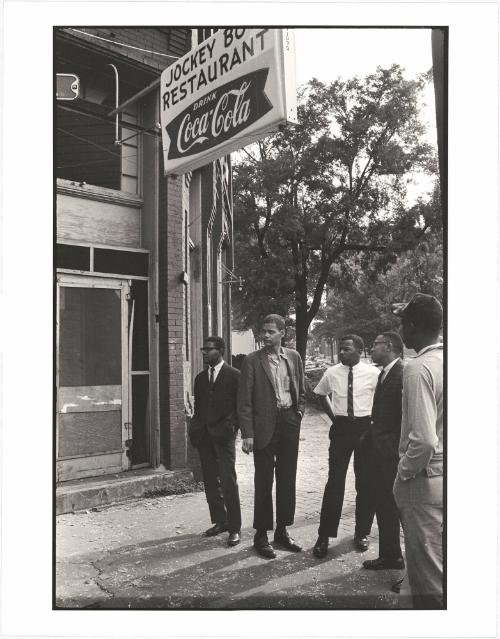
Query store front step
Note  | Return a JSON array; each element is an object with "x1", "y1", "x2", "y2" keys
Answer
[{"x1": 56, "y1": 467, "x2": 195, "y2": 515}]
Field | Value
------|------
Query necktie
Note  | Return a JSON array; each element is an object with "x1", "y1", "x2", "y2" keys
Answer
[
  {"x1": 375, "y1": 369, "x2": 384, "y2": 393},
  {"x1": 347, "y1": 366, "x2": 354, "y2": 418},
  {"x1": 209, "y1": 366, "x2": 215, "y2": 388}
]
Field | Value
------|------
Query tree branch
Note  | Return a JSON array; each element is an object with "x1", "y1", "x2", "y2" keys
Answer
[
  {"x1": 307, "y1": 251, "x2": 334, "y2": 323},
  {"x1": 343, "y1": 244, "x2": 387, "y2": 251},
  {"x1": 355, "y1": 125, "x2": 395, "y2": 197},
  {"x1": 253, "y1": 221, "x2": 268, "y2": 258},
  {"x1": 241, "y1": 147, "x2": 259, "y2": 164}
]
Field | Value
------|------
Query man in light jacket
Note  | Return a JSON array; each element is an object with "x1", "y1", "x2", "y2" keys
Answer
[
  {"x1": 393, "y1": 293, "x2": 444, "y2": 609},
  {"x1": 238, "y1": 314, "x2": 306, "y2": 559}
]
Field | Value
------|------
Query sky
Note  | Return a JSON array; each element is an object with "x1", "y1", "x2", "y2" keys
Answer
[
  {"x1": 293, "y1": 27, "x2": 437, "y2": 200},
  {"x1": 294, "y1": 27, "x2": 437, "y2": 140},
  {"x1": 294, "y1": 28, "x2": 434, "y2": 86}
]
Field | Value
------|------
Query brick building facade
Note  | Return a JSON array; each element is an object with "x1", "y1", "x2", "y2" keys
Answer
[{"x1": 55, "y1": 27, "x2": 233, "y2": 483}]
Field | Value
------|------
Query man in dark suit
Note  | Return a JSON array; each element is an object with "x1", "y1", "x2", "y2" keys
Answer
[
  {"x1": 190, "y1": 336, "x2": 241, "y2": 547},
  {"x1": 363, "y1": 331, "x2": 405, "y2": 570},
  {"x1": 238, "y1": 314, "x2": 306, "y2": 559}
]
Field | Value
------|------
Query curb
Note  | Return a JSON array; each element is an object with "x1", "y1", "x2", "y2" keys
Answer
[{"x1": 56, "y1": 468, "x2": 196, "y2": 514}]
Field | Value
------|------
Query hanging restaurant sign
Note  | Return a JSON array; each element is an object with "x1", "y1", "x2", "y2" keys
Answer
[{"x1": 160, "y1": 28, "x2": 297, "y2": 175}]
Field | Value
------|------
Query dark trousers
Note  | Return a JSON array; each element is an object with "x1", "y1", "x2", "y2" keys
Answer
[
  {"x1": 253, "y1": 408, "x2": 301, "y2": 531},
  {"x1": 198, "y1": 431, "x2": 241, "y2": 533},
  {"x1": 369, "y1": 448, "x2": 402, "y2": 560},
  {"x1": 318, "y1": 416, "x2": 374, "y2": 537}
]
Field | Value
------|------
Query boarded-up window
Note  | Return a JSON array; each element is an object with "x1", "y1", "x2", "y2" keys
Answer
[{"x1": 59, "y1": 287, "x2": 121, "y2": 387}]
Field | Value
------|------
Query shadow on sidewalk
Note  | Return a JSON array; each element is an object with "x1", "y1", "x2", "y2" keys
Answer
[{"x1": 57, "y1": 528, "x2": 404, "y2": 610}]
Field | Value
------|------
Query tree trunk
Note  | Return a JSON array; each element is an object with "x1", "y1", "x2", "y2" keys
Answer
[
  {"x1": 294, "y1": 276, "x2": 310, "y2": 362},
  {"x1": 295, "y1": 307, "x2": 309, "y2": 363}
]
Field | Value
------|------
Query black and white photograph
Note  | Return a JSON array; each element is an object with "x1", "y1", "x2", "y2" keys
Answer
[{"x1": 1, "y1": 2, "x2": 498, "y2": 638}]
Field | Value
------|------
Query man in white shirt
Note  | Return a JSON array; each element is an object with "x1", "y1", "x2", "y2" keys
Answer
[
  {"x1": 312, "y1": 334, "x2": 379, "y2": 558},
  {"x1": 393, "y1": 293, "x2": 444, "y2": 609}
]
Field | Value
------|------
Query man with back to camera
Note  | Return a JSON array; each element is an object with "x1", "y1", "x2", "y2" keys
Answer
[
  {"x1": 189, "y1": 336, "x2": 241, "y2": 548},
  {"x1": 237, "y1": 314, "x2": 306, "y2": 559},
  {"x1": 362, "y1": 331, "x2": 405, "y2": 571},
  {"x1": 392, "y1": 293, "x2": 444, "y2": 609},
  {"x1": 312, "y1": 334, "x2": 379, "y2": 559}
]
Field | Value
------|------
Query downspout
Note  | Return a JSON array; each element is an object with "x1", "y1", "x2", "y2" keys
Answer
[{"x1": 107, "y1": 63, "x2": 120, "y2": 145}]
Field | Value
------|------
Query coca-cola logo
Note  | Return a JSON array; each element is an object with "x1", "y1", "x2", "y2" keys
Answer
[{"x1": 165, "y1": 68, "x2": 272, "y2": 160}]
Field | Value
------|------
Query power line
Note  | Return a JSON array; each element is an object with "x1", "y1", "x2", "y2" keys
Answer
[
  {"x1": 67, "y1": 28, "x2": 181, "y2": 60},
  {"x1": 57, "y1": 127, "x2": 125, "y2": 160},
  {"x1": 56, "y1": 151, "x2": 138, "y2": 171}
]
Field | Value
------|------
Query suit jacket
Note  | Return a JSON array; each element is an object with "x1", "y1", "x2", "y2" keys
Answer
[
  {"x1": 369, "y1": 358, "x2": 404, "y2": 461},
  {"x1": 189, "y1": 362, "x2": 240, "y2": 447},
  {"x1": 237, "y1": 346, "x2": 306, "y2": 450}
]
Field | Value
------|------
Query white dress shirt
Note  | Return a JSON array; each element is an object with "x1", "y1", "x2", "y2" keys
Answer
[
  {"x1": 208, "y1": 359, "x2": 224, "y2": 382},
  {"x1": 314, "y1": 361, "x2": 380, "y2": 417}
]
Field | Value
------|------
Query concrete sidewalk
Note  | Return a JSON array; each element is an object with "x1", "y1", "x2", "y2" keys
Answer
[{"x1": 56, "y1": 408, "x2": 410, "y2": 609}]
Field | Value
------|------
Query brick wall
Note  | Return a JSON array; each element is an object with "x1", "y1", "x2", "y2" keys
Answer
[{"x1": 158, "y1": 170, "x2": 190, "y2": 470}]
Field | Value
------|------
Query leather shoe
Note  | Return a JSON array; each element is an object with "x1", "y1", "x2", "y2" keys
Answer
[
  {"x1": 204, "y1": 522, "x2": 228, "y2": 537},
  {"x1": 354, "y1": 535, "x2": 369, "y2": 551},
  {"x1": 274, "y1": 531, "x2": 302, "y2": 552},
  {"x1": 227, "y1": 531, "x2": 241, "y2": 547},
  {"x1": 254, "y1": 534, "x2": 276, "y2": 559},
  {"x1": 254, "y1": 543, "x2": 276, "y2": 559},
  {"x1": 363, "y1": 556, "x2": 405, "y2": 570},
  {"x1": 313, "y1": 535, "x2": 329, "y2": 558}
]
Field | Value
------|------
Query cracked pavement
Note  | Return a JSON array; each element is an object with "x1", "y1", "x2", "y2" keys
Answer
[{"x1": 56, "y1": 407, "x2": 410, "y2": 609}]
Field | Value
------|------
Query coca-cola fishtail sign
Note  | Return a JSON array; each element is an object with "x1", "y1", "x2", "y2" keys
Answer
[{"x1": 160, "y1": 28, "x2": 297, "y2": 175}]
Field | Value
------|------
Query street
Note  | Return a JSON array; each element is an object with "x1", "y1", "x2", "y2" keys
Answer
[{"x1": 56, "y1": 407, "x2": 409, "y2": 609}]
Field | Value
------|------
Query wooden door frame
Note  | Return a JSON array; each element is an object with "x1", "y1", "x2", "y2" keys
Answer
[{"x1": 56, "y1": 274, "x2": 131, "y2": 478}]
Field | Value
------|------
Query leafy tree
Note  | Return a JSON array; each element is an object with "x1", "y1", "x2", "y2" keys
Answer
[
  {"x1": 233, "y1": 66, "x2": 438, "y2": 361},
  {"x1": 314, "y1": 211, "x2": 443, "y2": 351}
]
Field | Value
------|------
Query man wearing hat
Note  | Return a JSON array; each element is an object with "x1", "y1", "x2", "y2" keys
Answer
[{"x1": 393, "y1": 293, "x2": 444, "y2": 609}]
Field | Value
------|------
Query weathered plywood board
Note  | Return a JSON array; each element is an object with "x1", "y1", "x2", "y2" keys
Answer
[
  {"x1": 59, "y1": 385, "x2": 121, "y2": 413},
  {"x1": 57, "y1": 193, "x2": 141, "y2": 247},
  {"x1": 58, "y1": 411, "x2": 122, "y2": 457},
  {"x1": 57, "y1": 452, "x2": 124, "y2": 482}
]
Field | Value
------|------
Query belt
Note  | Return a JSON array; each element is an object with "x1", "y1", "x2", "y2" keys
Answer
[
  {"x1": 333, "y1": 415, "x2": 370, "y2": 422},
  {"x1": 276, "y1": 405, "x2": 293, "y2": 412}
]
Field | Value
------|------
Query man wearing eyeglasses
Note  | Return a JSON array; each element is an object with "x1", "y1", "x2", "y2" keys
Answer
[
  {"x1": 190, "y1": 336, "x2": 241, "y2": 547},
  {"x1": 362, "y1": 332, "x2": 405, "y2": 571}
]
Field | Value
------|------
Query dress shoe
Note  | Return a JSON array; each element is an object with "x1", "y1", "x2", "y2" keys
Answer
[
  {"x1": 253, "y1": 533, "x2": 276, "y2": 559},
  {"x1": 363, "y1": 556, "x2": 405, "y2": 570},
  {"x1": 273, "y1": 530, "x2": 302, "y2": 552},
  {"x1": 354, "y1": 535, "x2": 370, "y2": 551},
  {"x1": 204, "y1": 522, "x2": 228, "y2": 537},
  {"x1": 227, "y1": 531, "x2": 241, "y2": 547},
  {"x1": 313, "y1": 535, "x2": 329, "y2": 558}
]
